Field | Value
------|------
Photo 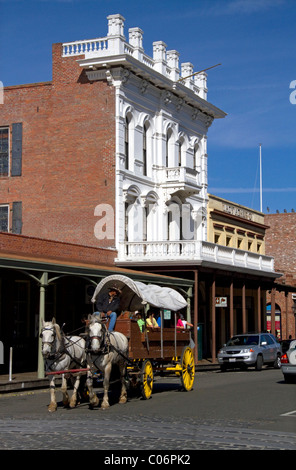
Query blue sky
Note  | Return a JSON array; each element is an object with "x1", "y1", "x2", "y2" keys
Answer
[{"x1": 0, "y1": 0, "x2": 295, "y2": 214}]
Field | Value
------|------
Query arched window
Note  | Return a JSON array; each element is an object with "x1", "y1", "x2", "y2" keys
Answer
[
  {"x1": 166, "y1": 128, "x2": 174, "y2": 167},
  {"x1": 167, "y1": 201, "x2": 181, "y2": 241},
  {"x1": 124, "y1": 116, "x2": 130, "y2": 170},
  {"x1": 178, "y1": 142, "x2": 182, "y2": 167},
  {"x1": 143, "y1": 122, "x2": 148, "y2": 176}
]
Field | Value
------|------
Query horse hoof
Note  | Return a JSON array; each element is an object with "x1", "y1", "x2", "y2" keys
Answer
[
  {"x1": 90, "y1": 396, "x2": 99, "y2": 407},
  {"x1": 48, "y1": 404, "x2": 57, "y2": 413},
  {"x1": 119, "y1": 397, "x2": 127, "y2": 404},
  {"x1": 101, "y1": 402, "x2": 110, "y2": 410}
]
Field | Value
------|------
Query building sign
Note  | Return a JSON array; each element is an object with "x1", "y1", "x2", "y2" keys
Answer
[
  {"x1": 215, "y1": 297, "x2": 227, "y2": 307},
  {"x1": 222, "y1": 203, "x2": 253, "y2": 221}
]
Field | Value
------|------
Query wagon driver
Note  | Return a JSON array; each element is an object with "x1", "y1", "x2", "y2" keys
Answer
[{"x1": 95, "y1": 285, "x2": 122, "y2": 332}]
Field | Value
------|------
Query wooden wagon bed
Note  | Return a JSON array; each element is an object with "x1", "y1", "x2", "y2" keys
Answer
[{"x1": 114, "y1": 312, "x2": 191, "y2": 361}]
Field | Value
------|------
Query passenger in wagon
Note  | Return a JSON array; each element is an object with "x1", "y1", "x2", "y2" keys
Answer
[
  {"x1": 179, "y1": 313, "x2": 193, "y2": 329},
  {"x1": 146, "y1": 310, "x2": 160, "y2": 331},
  {"x1": 176, "y1": 313, "x2": 185, "y2": 331},
  {"x1": 95, "y1": 286, "x2": 122, "y2": 332},
  {"x1": 136, "y1": 312, "x2": 145, "y2": 332}
]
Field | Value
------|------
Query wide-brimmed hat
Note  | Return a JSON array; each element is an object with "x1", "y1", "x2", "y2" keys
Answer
[{"x1": 108, "y1": 285, "x2": 122, "y2": 295}]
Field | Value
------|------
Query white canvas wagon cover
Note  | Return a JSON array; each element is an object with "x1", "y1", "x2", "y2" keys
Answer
[{"x1": 91, "y1": 274, "x2": 187, "y2": 312}]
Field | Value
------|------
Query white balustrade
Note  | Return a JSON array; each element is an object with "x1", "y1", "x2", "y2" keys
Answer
[
  {"x1": 61, "y1": 14, "x2": 207, "y2": 96},
  {"x1": 117, "y1": 240, "x2": 274, "y2": 273},
  {"x1": 62, "y1": 38, "x2": 108, "y2": 57}
]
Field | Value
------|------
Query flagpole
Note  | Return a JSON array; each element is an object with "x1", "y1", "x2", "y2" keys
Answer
[{"x1": 259, "y1": 143, "x2": 262, "y2": 212}]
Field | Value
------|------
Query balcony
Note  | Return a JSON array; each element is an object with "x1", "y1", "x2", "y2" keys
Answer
[
  {"x1": 116, "y1": 240, "x2": 275, "y2": 274},
  {"x1": 156, "y1": 166, "x2": 202, "y2": 198}
]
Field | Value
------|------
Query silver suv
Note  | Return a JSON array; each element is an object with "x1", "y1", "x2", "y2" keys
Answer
[{"x1": 218, "y1": 333, "x2": 281, "y2": 371}]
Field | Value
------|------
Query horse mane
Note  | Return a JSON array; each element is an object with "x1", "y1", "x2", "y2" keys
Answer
[
  {"x1": 43, "y1": 318, "x2": 63, "y2": 341},
  {"x1": 53, "y1": 322, "x2": 62, "y2": 341}
]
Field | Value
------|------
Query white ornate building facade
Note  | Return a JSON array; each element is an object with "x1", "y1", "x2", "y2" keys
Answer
[
  {"x1": 63, "y1": 14, "x2": 283, "y2": 359},
  {"x1": 65, "y1": 14, "x2": 225, "y2": 263}
]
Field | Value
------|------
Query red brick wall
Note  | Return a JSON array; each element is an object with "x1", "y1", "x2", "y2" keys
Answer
[
  {"x1": 0, "y1": 43, "x2": 116, "y2": 249},
  {"x1": 0, "y1": 232, "x2": 116, "y2": 266},
  {"x1": 265, "y1": 213, "x2": 296, "y2": 286},
  {"x1": 265, "y1": 212, "x2": 296, "y2": 338}
]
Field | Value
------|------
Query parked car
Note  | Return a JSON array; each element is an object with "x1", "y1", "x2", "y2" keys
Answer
[
  {"x1": 281, "y1": 340, "x2": 296, "y2": 383},
  {"x1": 280, "y1": 338, "x2": 295, "y2": 354},
  {"x1": 217, "y1": 333, "x2": 281, "y2": 371}
]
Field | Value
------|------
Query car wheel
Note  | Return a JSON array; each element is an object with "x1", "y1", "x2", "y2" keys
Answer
[
  {"x1": 255, "y1": 355, "x2": 263, "y2": 371},
  {"x1": 274, "y1": 355, "x2": 281, "y2": 369}
]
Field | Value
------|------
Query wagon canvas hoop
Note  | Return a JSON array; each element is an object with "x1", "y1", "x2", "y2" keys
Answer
[{"x1": 91, "y1": 274, "x2": 188, "y2": 311}]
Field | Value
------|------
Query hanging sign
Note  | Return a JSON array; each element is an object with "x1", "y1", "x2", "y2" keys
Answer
[{"x1": 215, "y1": 297, "x2": 227, "y2": 307}]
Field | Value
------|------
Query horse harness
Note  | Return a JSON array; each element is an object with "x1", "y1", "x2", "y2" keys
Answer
[
  {"x1": 41, "y1": 326, "x2": 84, "y2": 369},
  {"x1": 87, "y1": 321, "x2": 130, "y2": 364}
]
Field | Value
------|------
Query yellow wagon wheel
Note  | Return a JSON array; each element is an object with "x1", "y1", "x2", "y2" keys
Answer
[
  {"x1": 140, "y1": 360, "x2": 154, "y2": 399},
  {"x1": 180, "y1": 346, "x2": 195, "y2": 391}
]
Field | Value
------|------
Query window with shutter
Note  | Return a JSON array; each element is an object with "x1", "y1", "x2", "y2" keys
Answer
[
  {"x1": 0, "y1": 205, "x2": 9, "y2": 232},
  {"x1": 0, "y1": 128, "x2": 9, "y2": 177},
  {"x1": 12, "y1": 201, "x2": 22, "y2": 234},
  {"x1": 11, "y1": 122, "x2": 22, "y2": 176}
]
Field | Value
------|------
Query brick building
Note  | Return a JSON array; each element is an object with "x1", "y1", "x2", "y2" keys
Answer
[
  {"x1": 0, "y1": 14, "x2": 290, "y2": 373},
  {"x1": 265, "y1": 212, "x2": 296, "y2": 339},
  {"x1": 0, "y1": 48, "x2": 117, "y2": 247}
]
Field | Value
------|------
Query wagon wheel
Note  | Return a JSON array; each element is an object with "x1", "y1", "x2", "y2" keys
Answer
[
  {"x1": 140, "y1": 360, "x2": 154, "y2": 400},
  {"x1": 180, "y1": 346, "x2": 195, "y2": 391}
]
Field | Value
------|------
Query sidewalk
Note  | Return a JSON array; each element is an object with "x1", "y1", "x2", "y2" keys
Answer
[{"x1": 0, "y1": 360, "x2": 219, "y2": 394}]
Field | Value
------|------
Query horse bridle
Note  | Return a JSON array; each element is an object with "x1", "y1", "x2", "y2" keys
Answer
[
  {"x1": 40, "y1": 326, "x2": 66, "y2": 361},
  {"x1": 40, "y1": 327, "x2": 56, "y2": 347},
  {"x1": 88, "y1": 320, "x2": 109, "y2": 353}
]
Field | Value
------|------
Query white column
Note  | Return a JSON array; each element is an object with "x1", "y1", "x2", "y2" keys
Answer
[
  {"x1": 129, "y1": 27, "x2": 144, "y2": 60},
  {"x1": 167, "y1": 50, "x2": 180, "y2": 81},
  {"x1": 153, "y1": 41, "x2": 167, "y2": 75},
  {"x1": 107, "y1": 14, "x2": 126, "y2": 54}
]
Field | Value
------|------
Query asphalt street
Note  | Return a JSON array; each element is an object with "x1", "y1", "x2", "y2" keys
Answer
[{"x1": 0, "y1": 368, "x2": 295, "y2": 452}]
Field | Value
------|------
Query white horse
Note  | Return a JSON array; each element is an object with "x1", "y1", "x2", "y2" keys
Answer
[
  {"x1": 40, "y1": 318, "x2": 86, "y2": 412},
  {"x1": 86, "y1": 314, "x2": 129, "y2": 409}
]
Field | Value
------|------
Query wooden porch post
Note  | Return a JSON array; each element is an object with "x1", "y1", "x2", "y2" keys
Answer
[
  {"x1": 211, "y1": 277, "x2": 216, "y2": 363},
  {"x1": 194, "y1": 269, "x2": 198, "y2": 364},
  {"x1": 257, "y1": 285, "x2": 261, "y2": 332},
  {"x1": 271, "y1": 287, "x2": 276, "y2": 336},
  {"x1": 285, "y1": 292, "x2": 289, "y2": 339},
  {"x1": 242, "y1": 283, "x2": 246, "y2": 333},
  {"x1": 230, "y1": 279, "x2": 234, "y2": 338}
]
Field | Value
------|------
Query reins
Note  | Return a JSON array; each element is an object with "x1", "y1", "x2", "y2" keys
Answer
[{"x1": 41, "y1": 325, "x2": 86, "y2": 370}]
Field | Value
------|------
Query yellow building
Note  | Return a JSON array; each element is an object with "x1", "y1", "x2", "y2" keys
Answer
[{"x1": 208, "y1": 194, "x2": 267, "y2": 255}]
